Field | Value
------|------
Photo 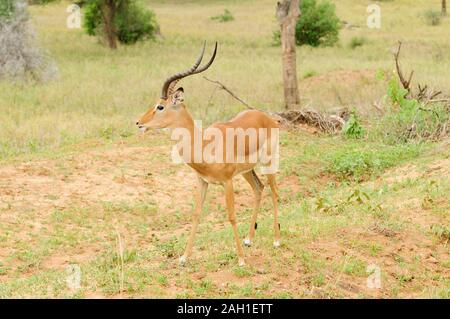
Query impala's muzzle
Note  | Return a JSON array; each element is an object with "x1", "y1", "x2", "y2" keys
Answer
[{"x1": 135, "y1": 121, "x2": 148, "y2": 133}]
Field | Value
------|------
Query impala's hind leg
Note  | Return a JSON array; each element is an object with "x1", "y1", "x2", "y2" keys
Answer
[
  {"x1": 242, "y1": 170, "x2": 264, "y2": 247},
  {"x1": 180, "y1": 176, "x2": 208, "y2": 265},
  {"x1": 267, "y1": 174, "x2": 281, "y2": 248}
]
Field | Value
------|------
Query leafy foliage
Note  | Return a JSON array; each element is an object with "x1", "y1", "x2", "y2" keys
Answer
[
  {"x1": 83, "y1": 0, "x2": 159, "y2": 45},
  {"x1": 342, "y1": 110, "x2": 365, "y2": 139},
  {"x1": 424, "y1": 10, "x2": 441, "y2": 26},
  {"x1": 273, "y1": 0, "x2": 340, "y2": 47},
  {"x1": 295, "y1": 0, "x2": 340, "y2": 47},
  {"x1": 379, "y1": 78, "x2": 448, "y2": 143},
  {"x1": 0, "y1": 0, "x2": 14, "y2": 17}
]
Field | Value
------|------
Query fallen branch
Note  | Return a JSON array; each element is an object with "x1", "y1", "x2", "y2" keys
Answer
[
  {"x1": 203, "y1": 76, "x2": 253, "y2": 109},
  {"x1": 274, "y1": 109, "x2": 347, "y2": 133},
  {"x1": 203, "y1": 76, "x2": 347, "y2": 134}
]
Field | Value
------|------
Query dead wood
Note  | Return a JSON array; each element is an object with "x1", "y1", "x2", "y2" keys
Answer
[
  {"x1": 394, "y1": 41, "x2": 446, "y2": 103},
  {"x1": 204, "y1": 76, "x2": 347, "y2": 134}
]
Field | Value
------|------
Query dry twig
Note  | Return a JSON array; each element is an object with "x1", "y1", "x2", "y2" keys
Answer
[
  {"x1": 203, "y1": 76, "x2": 253, "y2": 109},
  {"x1": 394, "y1": 41, "x2": 445, "y2": 103},
  {"x1": 203, "y1": 76, "x2": 347, "y2": 134}
]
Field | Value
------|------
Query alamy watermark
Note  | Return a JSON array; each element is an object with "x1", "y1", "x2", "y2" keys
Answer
[
  {"x1": 66, "y1": 4, "x2": 81, "y2": 29},
  {"x1": 367, "y1": 4, "x2": 381, "y2": 29},
  {"x1": 366, "y1": 264, "x2": 381, "y2": 289},
  {"x1": 66, "y1": 264, "x2": 81, "y2": 290}
]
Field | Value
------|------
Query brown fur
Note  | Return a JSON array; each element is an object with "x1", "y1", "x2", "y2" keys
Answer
[{"x1": 136, "y1": 89, "x2": 281, "y2": 266}]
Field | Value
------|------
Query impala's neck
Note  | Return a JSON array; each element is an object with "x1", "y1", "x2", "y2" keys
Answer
[{"x1": 172, "y1": 107, "x2": 204, "y2": 168}]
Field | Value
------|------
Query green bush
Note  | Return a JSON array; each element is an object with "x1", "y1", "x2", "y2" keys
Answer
[
  {"x1": 84, "y1": 0, "x2": 159, "y2": 45},
  {"x1": 116, "y1": 1, "x2": 158, "y2": 44},
  {"x1": 424, "y1": 10, "x2": 441, "y2": 26},
  {"x1": 0, "y1": 0, "x2": 14, "y2": 17},
  {"x1": 295, "y1": 0, "x2": 340, "y2": 47},
  {"x1": 342, "y1": 110, "x2": 365, "y2": 139},
  {"x1": 378, "y1": 78, "x2": 449, "y2": 144},
  {"x1": 211, "y1": 9, "x2": 234, "y2": 23}
]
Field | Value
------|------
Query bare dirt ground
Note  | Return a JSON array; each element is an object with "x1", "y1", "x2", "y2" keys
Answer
[{"x1": 0, "y1": 133, "x2": 448, "y2": 298}]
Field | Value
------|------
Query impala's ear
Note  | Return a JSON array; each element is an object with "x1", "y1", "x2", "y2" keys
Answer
[{"x1": 172, "y1": 87, "x2": 185, "y2": 106}]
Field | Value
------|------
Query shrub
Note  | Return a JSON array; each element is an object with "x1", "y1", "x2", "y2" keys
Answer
[
  {"x1": 295, "y1": 0, "x2": 340, "y2": 47},
  {"x1": 83, "y1": 0, "x2": 159, "y2": 45},
  {"x1": 0, "y1": 0, "x2": 58, "y2": 82},
  {"x1": 342, "y1": 110, "x2": 365, "y2": 139},
  {"x1": 0, "y1": 0, "x2": 14, "y2": 17},
  {"x1": 349, "y1": 36, "x2": 367, "y2": 49},
  {"x1": 211, "y1": 9, "x2": 234, "y2": 23},
  {"x1": 424, "y1": 10, "x2": 441, "y2": 26},
  {"x1": 378, "y1": 78, "x2": 449, "y2": 143},
  {"x1": 115, "y1": 1, "x2": 159, "y2": 44}
]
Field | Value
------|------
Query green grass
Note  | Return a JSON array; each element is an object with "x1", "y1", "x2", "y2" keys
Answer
[{"x1": 326, "y1": 142, "x2": 423, "y2": 180}]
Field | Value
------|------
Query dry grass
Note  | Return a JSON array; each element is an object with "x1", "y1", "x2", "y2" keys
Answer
[{"x1": 0, "y1": 0, "x2": 449, "y2": 158}]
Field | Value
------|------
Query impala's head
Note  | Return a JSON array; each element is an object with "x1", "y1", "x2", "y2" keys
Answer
[{"x1": 136, "y1": 42, "x2": 218, "y2": 132}]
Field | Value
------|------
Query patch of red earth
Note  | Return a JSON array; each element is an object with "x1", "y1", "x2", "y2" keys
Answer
[{"x1": 0, "y1": 135, "x2": 448, "y2": 297}]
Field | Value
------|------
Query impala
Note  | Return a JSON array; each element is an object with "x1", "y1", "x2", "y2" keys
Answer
[{"x1": 136, "y1": 43, "x2": 281, "y2": 266}]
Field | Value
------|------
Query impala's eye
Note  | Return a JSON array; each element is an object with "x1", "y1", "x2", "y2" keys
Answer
[{"x1": 156, "y1": 105, "x2": 164, "y2": 111}]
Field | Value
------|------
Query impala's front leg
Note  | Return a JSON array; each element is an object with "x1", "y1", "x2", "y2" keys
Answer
[
  {"x1": 179, "y1": 176, "x2": 208, "y2": 265},
  {"x1": 225, "y1": 180, "x2": 246, "y2": 266}
]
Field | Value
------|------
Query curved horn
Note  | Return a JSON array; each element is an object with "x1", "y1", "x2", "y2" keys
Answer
[
  {"x1": 190, "y1": 42, "x2": 218, "y2": 76},
  {"x1": 161, "y1": 42, "x2": 206, "y2": 99},
  {"x1": 168, "y1": 42, "x2": 218, "y2": 97}
]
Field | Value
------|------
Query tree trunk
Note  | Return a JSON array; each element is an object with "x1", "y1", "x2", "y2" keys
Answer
[
  {"x1": 276, "y1": 0, "x2": 300, "y2": 109},
  {"x1": 101, "y1": 0, "x2": 117, "y2": 50},
  {"x1": 443, "y1": 0, "x2": 447, "y2": 16}
]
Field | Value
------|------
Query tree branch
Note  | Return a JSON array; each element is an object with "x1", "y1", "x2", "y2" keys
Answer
[{"x1": 203, "y1": 76, "x2": 254, "y2": 110}]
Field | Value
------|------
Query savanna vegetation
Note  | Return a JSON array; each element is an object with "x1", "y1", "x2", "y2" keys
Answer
[{"x1": 0, "y1": 0, "x2": 448, "y2": 298}]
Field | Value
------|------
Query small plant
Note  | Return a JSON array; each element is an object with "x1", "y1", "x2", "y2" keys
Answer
[
  {"x1": 424, "y1": 10, "x2": 441, "y2": 26},
  {"x1": 312, "y1": 273, "x2": 325, "y2": 286},
  {"x1": 302, "y1": 70, "x2": 317, "y2": 79},
  {"x1": 211, "y1": 9, "x2": 234, "y2": 23},
  {"x1": 342, "y1": 110, "x2": 365, "y2": 139},
  {"x1": 156, "y1": 237, "x2": 179, "y2": 258},
  {"x1": 380, "y1": 78, "x2": 449, "y2": 144},
  {"x1": 430, "y1": 224, "x2": 450, "y2": 241},
  {"x1": 349, "y1": 36, "x2": 367, "y2": 49}
]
